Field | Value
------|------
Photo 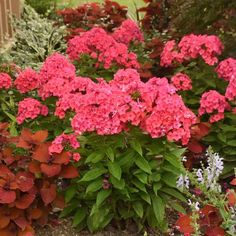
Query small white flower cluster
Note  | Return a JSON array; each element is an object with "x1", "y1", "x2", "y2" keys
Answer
[
  {"x1": 177, "y1": 174, "x2": 189, "y2": 190},
  {"x1": 228, "y1": 207, "x2": 236, "y2": 235},
  {"x1": 177, "y1": 147, "x2": 224, "y2": 192},
  {"x1": 205, "y1": 148, "x2": 224, "y2": 191},
  {"x1": 188, "y1": 199, "x2": 200, "y2": 211}
]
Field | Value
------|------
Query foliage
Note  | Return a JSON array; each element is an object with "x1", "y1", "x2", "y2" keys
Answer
[
  {"x1": 7, "y1": 5, "x2": 66, "y2": 70},
  {"x1": 0, "y1": 124, "x2": 78, "y2": 235},
  {"x1": 25, "y1": 0, "x2": 56, "y2": 16},
  {"x1": 57, "y1": 0, "x2": 128, "y2": 40},
  {"x1": 62, "y1": 129, "x2": 186, "y2": 232},
  {"x1": 175, "y1": 147, "x2": 236, "y2": 235}
]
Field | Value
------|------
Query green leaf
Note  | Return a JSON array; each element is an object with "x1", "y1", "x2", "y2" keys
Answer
[
  {"x1": 3, "y1": 111, "x2": 16, "y2": 122},
  {"x1": 105, "y1": 147, "x2": 115, "y2": 162},
  {"x1": 108, "y1": 161, "x2": 121, "y2": 180},
  {"x1": 133, "y1": 201, "x2": 143, "y2": 218},
  {"x1": 153, "y1": 183, "x2": 162, "y2": 195},
  {"x1": 152, "y1": 195, "x2": 165, "y2": 224},
  {"x1": 80, "y1": 167, "x2": 107, "y2": 182},
  {"x1": 171, "y1": 202, "x2": 186, "y2": 214},
  {"x1": 132, "y1": 179, "x2": 147, "y2": 193},
  {"x1": 9, "y1": 122, "x2": 18, "y2": 136},
  {"x1": 65, "y1": 186, "x2": 77, "y2": 203},
  {"x1": 60, "y1": 200, "x2": 78, "y2": 218},
  {"x1": 96, "y1": 189, "x2": 112, "y2": 206},
  {"x1": 130, "y1": 139, "x2": 143, "y2": 156},
  {"x1": 110, "y1": 176, "x2": 125, "y2": 190},
  {"x1": 162, "y1": 172, "x2": 177, "y2": 188},
  {"x1": 135, "y1": 155, "x2": 151, "y2": 174},
  {"x1": 72, "y1": 208, "x2": 86, "y2": 227},
  {"x1": 161, "y1": 187, "x2": 186, "y2": 202},
  {"x1": 85, "y1": 178, "x2": 103, "y2": 194},
  {"x1": 85, "y1": 152, "x2": 105, "y2": 164},
  {"x1": 217, "y1": 133, "x2": 227, "y2": 143},
  {"x1": 165, "y1": 153, "x2": 182, "y2": 170},
  {"x1": 162, "y1": 163, "x2": 181, "y2": 175},
  {"x1": 140, "y1": 192, "x2": 151, "y2": 204},
  {"x1": 227, "y1": 140, "x2": 236, "y2": 147},
  {"x1": 134, "y1": 172, "x2": 148, "y2": 184}
]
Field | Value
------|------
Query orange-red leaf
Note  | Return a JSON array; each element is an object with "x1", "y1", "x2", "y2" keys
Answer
[
  {"x1": 32, "y1": 143, "x2": 50, "y2": 163},
  {"x1": 227, "y1": 190, "x2": 236, "y2": 206},
  {"x1": 15, "y1": 193, "x2": 35, "y2": 209},
  {"x1": 230, "y1": 178, "x2": 236, "y2": 185},
  {"x1": 205, "y1": 226, "x2": 225, "y2": 236},
  {"x1": 188, "y1": 140, "x2": 203, "y2": 153},
  {"x1": 60, "y1": 165, "x2": 78, "y2": 178},
  {"x1": 0, "y1": 189, "x2": 16, "y2": 204},
  {"x1": 16, "y1": 172, "x2": 34, "y2": 192},
  {"x1": 14, "y1": 216, "x2": 29, "y2": 230},
  {"x1": 53, "y1": 151, "x2": 70, "y2": 165},
  {"x1": 28, "y1": 161, "x2": 41, "y2": 174},
  {"x1": 18, "y1": 226, "x2": 35, "y2": 236},
  {"x1": 175, "y1": 215, "x2": 194, "y2": 234},
  {"x1": 40, "y1": 163, "x2": 61, "y2": 177},
  {"x1": 0, "y1": 215, "x2": 10, "y2": 229},
  {"x1": 53, "y1": 195, "x2": 65, "y2": 209},
  {"x1": 40, "y1": 184, "x2": 57, "y2": 205},
  {"x1": 28, "y1": 208, "x2": 43, "y2": 220}
]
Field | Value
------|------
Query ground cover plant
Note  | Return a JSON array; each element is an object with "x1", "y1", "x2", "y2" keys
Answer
[{"x1": 0, "y1": 0, "x2": 236, "y2": 235}]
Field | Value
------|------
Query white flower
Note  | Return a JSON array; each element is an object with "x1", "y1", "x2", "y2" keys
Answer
[
  {"x1": 196, "y1": 169, "x2": 204, "y2": 183},
  {"x1": 177, "y1": 174, "x2": 189, "y2": 189}
]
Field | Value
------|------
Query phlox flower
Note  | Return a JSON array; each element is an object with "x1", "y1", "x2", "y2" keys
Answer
[
  {"x1": 14, "y1": 68, "x2": 39, "y2": 93},
  {"x1": 49, "y1": 133, "x2": 80, "y2": 154},
  {"x1": 171, "y1": 73, "x2": 192, "y2": 91},
  {"x1": 0, "y1": 73, "x2": 12, "y2": 89},
  {"x1": 199, "y1": 90, "x2": 230, "y2": 123},
  {"x1": 216, "y1": 57, "x2": 236, "y2": 81},
  {"x1": 17, "y1": 98, "x2": 48, "y2": 124},
  {"x1": 112, "y1": 19, "x2": 144, "y2": 45}
]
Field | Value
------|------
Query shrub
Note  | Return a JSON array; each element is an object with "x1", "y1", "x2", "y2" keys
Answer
[
  {"x1": 0, "y1": 124, "x2": 78, "y2": 235},
  {"x1": 7, "y1": 5, "x2": 66, "y2": 70}
]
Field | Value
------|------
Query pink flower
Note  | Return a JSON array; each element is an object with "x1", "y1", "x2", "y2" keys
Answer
[
  {"x1": 67, "y1": 27, "x2": 140, "y2": 69},
  {"x1": 216, "y1": 58, "x2": 236, "y2": 81},
  {"x1": 16, "y1": 98, "x2": 48, "y2": 124},
  {"x1": 112, "y1": 19, "x2": 144, "y2": 45},
  {"x1": 199, "y1": 90, "x2": 230, "y2": 123},
  {"x1": 171, "y1": 73, "x2": 192, "y2": 91},
  {"x1": 160, "y1": 34, "x2": 223, "y2": 67},
  {"x1": 72, "y1": 153, "x2": 81, "y2": 162},
  {"x1": 225, "y1": 76, "x2": 236, "y2": 101},
  {"x1": 49, "y1": 133, "x2": 80, "y2": 154},
  {"x1": 0, "y1": 73, "x2": 12, "y2": 89},
  {"x1": 14, "y1": 68, "x2": 39, "y2": 93}
]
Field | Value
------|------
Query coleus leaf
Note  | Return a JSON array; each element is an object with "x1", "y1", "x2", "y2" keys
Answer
[
  {"x1": 175, "y1": 214, "x2": 194, "y2": 234},
  {"x1": 40, "y1": 163, "x2": 61, "y2": 177},
  {"x1": 205, "y1": 226, "x2": 225, "y2": 236},
  {"x1": 28, "y1": 208, "x2": 43, "y2": 220},
  {"x1": 0, "y1": 214, "x2": 10, "y2": 229},
  {"x1": 0, "y1": 188, "x2": 16, "y2": 204},
  {"x1": 60, "y1": 165, "x2": 79, "y2": 179},
  {"x1": 40, "y1": 183, "x2": 57, "y2": 205},
  {"x1": 15, "y1": 193, "x2": 35, "y2": 209},
  {"x1": 187, "y1": 140, "x2": 204, "y2": 153},
  {"x1": 14, "y1": 216, "x2": 30, "y2": 230},
  {"x1": 16, "y1": 172, "x2": 34, "y2": 192}
]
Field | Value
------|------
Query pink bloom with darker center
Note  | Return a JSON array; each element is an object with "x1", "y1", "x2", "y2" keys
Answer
[
  {"x1": 216, "y1": 57, "x2": 236, "y2": 81},
  {"x1": 112, "y1": 19, "x2": 144, "y2": 45},
  {"x1": 0, "y1": 73, "x2": 12, "y2": 89},
  {"x1": 14, "y1": 68, "x2": 39, "y2": 93},
  {"x1": 171, "y1": 73, "x2": 192, "y2": 91},
  {"x1": 49, "y1": 133, "x2": 80, "y2": 154},
  {"x1": 199, "y1": 90, "x2": 230, "y2": 123},
  {"x1": 16, "y1": 98, "x2": 48, "y2": 124}
]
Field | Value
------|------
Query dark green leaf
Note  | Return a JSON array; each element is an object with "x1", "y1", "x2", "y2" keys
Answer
[
  {"x1": 130, "y1": 139, "x2": 143, "y2": 156},
  {"x1": 80, "y1": 167, "x2": 107, "y2": 182},
  {"x1": 106, "y1": 147, "x2": 115, "y2": 162},
  {"x1": 108, "y1": 161, "x2": 121, "y2": 180},
  {"x1": 135, "y1": 155, "x2": 151, "y2": 174},
  {"x1": 86, "y1": 178, "x2": 103, "y2": 194},
  {"x1": 161, "y1": 187, "x2": 186, "y2": 202},
  {"x1": 72, "y1": 208, "x2": 86, "y2": 227},
  {"x1": 65, "y1": 186, "x2": 77, "y2": 203},
  {"x1": 152, "y1": 195, "x2": 165, "y2": 224},
  {"x1": 96, "y1": 189, "x2": 112, "y2": 206},
  {"x1": 171, "y1": 202, "x2": 186, "y2": 214},
  {"x1": 133, "y1": 201, "x2": 143, "y2": 218},
  {"x1": 85, "y1": 152, "x2": 105, "y2": 164}
]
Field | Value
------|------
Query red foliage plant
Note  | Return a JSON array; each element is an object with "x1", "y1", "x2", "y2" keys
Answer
[
  {"x1": 0, "y1": 124, "x2": 78, "y2": 235},
  {"x1": 57, "y1": 0, "x2": 128, "y2": 40}
]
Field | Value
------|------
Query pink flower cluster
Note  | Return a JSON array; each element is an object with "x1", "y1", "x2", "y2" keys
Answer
[
  {"x1": 171, "y1": 73, "x2": 192, "y2": 91},
  {"x1": 160, "y1": 34, "x2": 223, "y2": 67},
  {"x1": 66, "y1": 27, "x2": 139, "y2": 69},
  {"x1": 0, "y1": 73, "x2": 12, "y2": 89},
  {"x1": 38, "y1": 53, "x2": 76, "y2": 99},
  {"x1": 198, "y1": 90, "x2": 230, "y2": 123},
  {"x1": 112, "y1": 19, "x2": 144, "y2": 45},
  {"x1": 14, "y1": 68, "x2": 39, "y2": 93},
  {"x1": 50, "y1": 67, "x2": 196, "y2": 144},
  {"x1": 49, "y1": 133, "x2": 80, "y2": 154},
  {"x1": 17, "y1": 98, "x2": 49, "y2": 124},
  {"x1": 216, "y1": 58, "x2": 236, "y2": 101}
]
